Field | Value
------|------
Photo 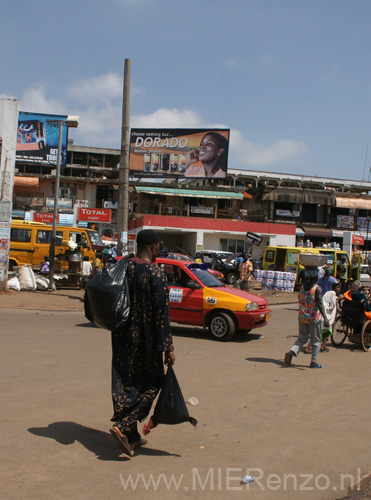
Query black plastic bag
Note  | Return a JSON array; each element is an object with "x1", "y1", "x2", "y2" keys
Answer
[
  {"x1": 153, "y1": 365, "x2": 197, "y2": 427},
  {"x1": 84, "y1": 256, "x2": 131, "y2": 331}
]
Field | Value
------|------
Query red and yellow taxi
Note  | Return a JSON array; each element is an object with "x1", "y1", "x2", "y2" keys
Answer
[{"x1": 156, "y1": 257, "x2": 272, "y2": 341}]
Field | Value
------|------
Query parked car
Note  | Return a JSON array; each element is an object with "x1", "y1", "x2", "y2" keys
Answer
[
  {"x1": 201, "y1": 250, "x2": 234, "y2": 266},
  {"x1": 167, "y1": 252, "x2": 224, "y2": 281},
  {"x1": 167, "y1": 252, "x2": 193, "y2": 261},
  {"x1": 360, "y1": 265, "x2": 371, "y2": 288},
  {"x1": 156, "y1": 257, "x2": 271, "y2": 340},
  {"x1": 212, "y1": 252, "x2": 243, "y2": 285}
]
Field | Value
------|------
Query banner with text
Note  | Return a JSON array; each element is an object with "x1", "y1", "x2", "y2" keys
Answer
[{"x1": 129, "y1": 128, "x2": 230, "y2": 179}]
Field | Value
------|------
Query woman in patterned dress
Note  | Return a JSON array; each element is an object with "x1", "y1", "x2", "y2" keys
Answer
[{"x1": 110, "y1": 230, "x2": 175, "y2": 457}]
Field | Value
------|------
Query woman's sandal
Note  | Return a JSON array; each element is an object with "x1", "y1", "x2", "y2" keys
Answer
[
  {"x1": 131, "y1": 438, "x2": 148, "y2": 450},
  {"x1": 110, "y1": 426, "x2": 134, "y2": 457}
]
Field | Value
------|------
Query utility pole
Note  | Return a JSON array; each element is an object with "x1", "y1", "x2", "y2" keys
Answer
[
  {"x1": 48, "y1": 121, "x2": 64, "y2": 289},
  {"x1": 46, "y1": 116, "x2": 79, "y2": 291},
  {"x1": 0, "y1": 99, "x2": 19, "y2": 291},
  {"x1": 117, "y1": 59, "x2": 131, "y2": 256}
]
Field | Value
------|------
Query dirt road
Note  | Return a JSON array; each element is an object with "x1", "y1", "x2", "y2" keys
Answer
[{"x1": 1, "y1": 297, "x2": 370, "y2": 499}]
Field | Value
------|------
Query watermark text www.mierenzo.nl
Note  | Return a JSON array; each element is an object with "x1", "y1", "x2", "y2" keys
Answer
[{"x1": 119, "y1": 467, "x2": 365, "y2": 492}]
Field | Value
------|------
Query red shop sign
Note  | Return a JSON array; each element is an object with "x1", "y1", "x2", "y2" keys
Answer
[
  {"x1": 33, "y1": 213, "x2": 57, "y2": 223},
  {"x1": 78, "y1": 208, "x2": 112, "y2": 222},
  {"x1": 352, "y1": 234, "x2": 364, "y2": 245}
]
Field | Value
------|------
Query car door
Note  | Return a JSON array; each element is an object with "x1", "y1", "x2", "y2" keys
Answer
[
  {"x1": 165, "y1": 263, "x2": 204, "y2": 325},
  {"x1": 33, "y1": 228, "x2": 64, "y2": 269}
]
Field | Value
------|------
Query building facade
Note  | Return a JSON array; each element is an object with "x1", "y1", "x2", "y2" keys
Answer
[{"x1": 11, "y1": 140, "x2": 371, "y2": 257}]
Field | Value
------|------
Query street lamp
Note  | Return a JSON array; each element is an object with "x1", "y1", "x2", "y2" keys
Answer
[{"x1": 48, "y1": 115, "x2": 79, "y2": 290}]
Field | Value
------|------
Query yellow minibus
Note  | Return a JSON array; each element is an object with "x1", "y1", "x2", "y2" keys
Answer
[{"x1": 9, "y1": 220, "x2": 104, "y2": 270}]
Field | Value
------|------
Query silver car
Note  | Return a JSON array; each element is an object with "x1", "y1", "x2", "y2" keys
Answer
[{"x1": 360, "y1": 265, "x2": 371, "y2": 288}]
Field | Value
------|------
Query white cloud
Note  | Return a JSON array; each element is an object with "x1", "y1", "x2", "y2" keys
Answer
[
  {"x1": 16, "y1": 80, "x2": 307, "y2": 165},
  {"x1": 230, "y1": 129, "x2": 307, "y2": 167},
  {"x1": 20, "y1": 85, "x2": 67, "y2": 115},
  {"x1": 132, "y1": 107, "x2": 206, "y2": 128},
  {"x1": 67, "y1": 72, "x2": 123, "y2": 104}
]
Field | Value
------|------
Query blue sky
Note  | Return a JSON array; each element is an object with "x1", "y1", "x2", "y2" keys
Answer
[{"x1": 2, "y1": 0, "x2": 371, "y2": 181}]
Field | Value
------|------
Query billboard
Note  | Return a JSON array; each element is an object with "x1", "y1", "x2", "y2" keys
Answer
[
  {"x1": 16, "y1": 112, "x2": 68, "y2": 166},
  {"x1": 129, "y1": 128, "x2": 230, "y2": 179}
]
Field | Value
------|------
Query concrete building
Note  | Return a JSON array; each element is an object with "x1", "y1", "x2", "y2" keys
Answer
[{"x1": 12, "y1": 140, "x2": 371, "y2": 257}]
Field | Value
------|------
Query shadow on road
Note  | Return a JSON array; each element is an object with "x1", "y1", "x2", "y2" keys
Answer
[
  {"x1": 28, "y1": 422, "x2": 180, "y2": 461},
  {"x1": 171, "y1": 326, "x2": 262, "y2": 343},
  {"x1": 75, "y1": 322, "x2": 100, "y2": 328},
  {"x1": 246, "y1": 357, "x2": 306, "y2": 370},
  {"x1": 52, "y1": 292, "x2": 83, "y2": 301}
]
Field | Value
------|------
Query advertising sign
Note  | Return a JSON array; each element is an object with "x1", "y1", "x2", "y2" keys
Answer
[
  {"x1": 337, "y1": 215, "x2": 354, "y2": 229},
  {"x1": 46, "y1": 197, "x2": 73, "y2": 210},
  {"x1": 190, "y1": 206, "x2": 214, "y2": 215},
  {"x1": 16, "y1": 112, "x2": 68, "y2": 166},
  {"x1": 129, "y1": 128, "x2": 230, "y2": 179},
  {"x1": 33, "y1": 213, "x2": 58, "y2": 224},
  {"x1": 245, "y1": 231, "x2": 262, "y2": 246},
  {"x1": 357, "y1": 217, "x2": 371, "y2": 232},
  {"x1": 276, "y1": 210, "x2": 300, "y2": 218},
  {"x1": 352, "y1": 234, "x2": 364, "y2": 245},
  {"x1": 78, "y1": 208, "x2": 112, "y2": 222}
]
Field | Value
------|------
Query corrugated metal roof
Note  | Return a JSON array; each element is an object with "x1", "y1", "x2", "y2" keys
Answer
[{"x1": 135, "y1": 186, "x2": 243, "y2": 199}]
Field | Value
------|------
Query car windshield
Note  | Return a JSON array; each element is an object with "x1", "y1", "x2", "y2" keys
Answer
[
  {"x1": 187, "y1": 263, "x2": 224, "y2": 287},
  {"x1": 87, "y1": 230, "x2": 103, "y2": 246},
  {"x1": 168, "y1": 253, "x2": 193, "y2": 261},
  {"x1": 218, "y1": 252, "x2": 233, "y2": 260}
]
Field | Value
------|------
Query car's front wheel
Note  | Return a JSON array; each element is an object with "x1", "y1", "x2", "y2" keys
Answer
[
  {"x1": 226, "y1": 272, "x2": 237, "y2": 285},
  {"x1": 209, "y1": 312, "x2": 235, "y2": 341}
]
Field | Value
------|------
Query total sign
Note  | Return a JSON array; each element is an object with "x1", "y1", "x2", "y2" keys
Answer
[{"x1": 78, "y1": 208, "x2": 112, "y2": 222}]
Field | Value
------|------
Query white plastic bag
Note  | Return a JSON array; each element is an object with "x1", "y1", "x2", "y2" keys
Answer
[
  {"x1": 35, "y1": 276, "x2": 51, "y2": 291},
  {"x1": 7, "y1": 276, "x2": 21, "y2": 291},
  {"x1": 18, "y1": 264, "x2": 37, "y2": 291},
  {"x1": 323, "y1": 290, "x2": 337, "y2": 326}
]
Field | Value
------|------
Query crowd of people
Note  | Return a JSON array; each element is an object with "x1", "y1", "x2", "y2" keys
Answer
[{"x1": 284, "y1": 265, "x2": 371, "y2": 368}]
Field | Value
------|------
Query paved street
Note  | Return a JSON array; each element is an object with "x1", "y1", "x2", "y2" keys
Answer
[{"x1": 1, "y1": 300, "x2": 370, "y2": 499}]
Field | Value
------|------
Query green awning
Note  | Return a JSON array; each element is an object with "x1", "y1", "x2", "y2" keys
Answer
[{"x1": 135, "y1": 186, "x2": 244, "y2": 200}]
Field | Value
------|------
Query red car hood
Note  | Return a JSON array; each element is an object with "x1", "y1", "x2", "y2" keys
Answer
[{"x1": 216, "y1": 286, "x2": 268, "y2": 305}]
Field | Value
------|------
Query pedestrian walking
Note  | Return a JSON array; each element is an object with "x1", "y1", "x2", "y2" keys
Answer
[
  {"x1": 110, "y1": 229, "x2": 175, "y2": 457},
  {"x1": 284, "y1": 267, "x2": 329, "y2": 368},
  {"x1": 238, "y1": 254, "x2": 253, "y2": 292}
]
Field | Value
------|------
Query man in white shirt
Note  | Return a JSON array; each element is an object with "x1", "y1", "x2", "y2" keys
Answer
[{"x1": 81, "y1": 256, "x2": 93, "y2": 287}]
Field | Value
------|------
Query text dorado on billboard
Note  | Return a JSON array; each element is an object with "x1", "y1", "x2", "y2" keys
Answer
[
  {"x1": 16, "y1": 112, "x2": 69, "y2": 166},
  {"x1": 129, "y1": 128, "x2": 230, "y2": 179}
]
